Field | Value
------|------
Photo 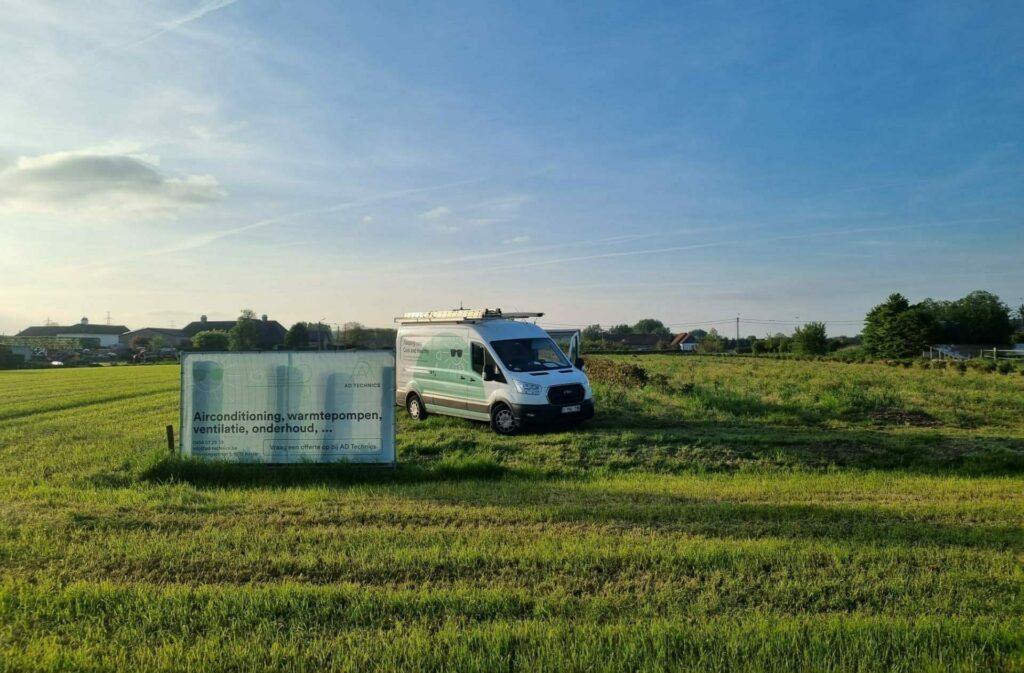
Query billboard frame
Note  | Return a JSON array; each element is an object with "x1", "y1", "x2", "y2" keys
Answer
[{"x1": 178, "y1": 350, "x2": 396, "y2": 466}]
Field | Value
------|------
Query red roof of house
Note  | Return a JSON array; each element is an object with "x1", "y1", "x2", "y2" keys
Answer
[{"x1": 669, "y1": 332, "x2": 693, "y2": 347}]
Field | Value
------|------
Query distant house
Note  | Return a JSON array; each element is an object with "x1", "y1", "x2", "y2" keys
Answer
[
  {"x1": 607, "y1": 334, "x2": 671, "y2": 351},
  {"x1": 669, "y1": 332, "x2": 698, "y2": 353},
  {"x1": 119, "y1": 327, "x2": 191, "y2": 349},
  {"x1": 17, "y1": 317, "x2": 129, "y2": 348},
  {"x1": 181, "y1": 314, "x2": 287, "y2": 350},
  {"x1": 304, "y1": 324, "x2": 334, "y2": 350}
]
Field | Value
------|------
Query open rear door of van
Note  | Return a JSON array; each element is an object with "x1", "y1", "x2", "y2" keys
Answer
[{"x1": 545, "y1": 329, "x2": 581, "y2": 364}]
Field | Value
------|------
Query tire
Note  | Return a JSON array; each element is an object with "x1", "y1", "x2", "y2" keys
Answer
[
  {"x1": 490, "y1": 403, "x2": 518, "y2": 435},
  {"x1": 406, "y1": 393, "x2": 428, "y2": 421}
]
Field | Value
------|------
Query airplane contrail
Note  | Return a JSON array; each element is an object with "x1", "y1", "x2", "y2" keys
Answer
[
  {"x1": 59, "y1": 176, "x2": 488, "y2": 272},
  {"x1": 117, "y1": 0, "x2": 242, "y2": 50},
  {"x1": 388, "y1": 216, "x2": 1010, "y2": 280}
]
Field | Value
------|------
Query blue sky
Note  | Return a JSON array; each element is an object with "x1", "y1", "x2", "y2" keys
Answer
[{"x1": 1, "y1": 0, "x2": 1021, "y2": 336}]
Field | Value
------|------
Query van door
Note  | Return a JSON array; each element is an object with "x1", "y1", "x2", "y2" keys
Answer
[
  {"x1": 468, "y1": 340, "x2": 505, "y2": 419},
  {"x1": 428, "y1": 333, "x2": 468, "y2": 411},
  {"x1": 467, "y1": 342, "x2": 489, "y2": 417}
]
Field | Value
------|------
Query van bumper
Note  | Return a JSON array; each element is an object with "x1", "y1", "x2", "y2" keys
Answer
[{"x1": 510, "y1": 399, "x2": 595, "y2": 425}]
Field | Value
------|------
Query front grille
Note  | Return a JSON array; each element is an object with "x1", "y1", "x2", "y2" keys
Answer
[{"x1": 547, "y1": 383, "x2": 584, "y2": 405}]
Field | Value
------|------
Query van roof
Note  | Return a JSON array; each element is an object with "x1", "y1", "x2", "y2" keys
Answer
[
  {"x1": 395, "y1": 308, "x2": 543, "y2": 324},
  {"x1": 399, "y1": 319, "x2": 549, "y2": 341}
]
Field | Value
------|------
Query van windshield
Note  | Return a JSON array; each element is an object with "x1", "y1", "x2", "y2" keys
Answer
[{"x1": 491, "y1": 338, "x2": 570, "y2": 372}]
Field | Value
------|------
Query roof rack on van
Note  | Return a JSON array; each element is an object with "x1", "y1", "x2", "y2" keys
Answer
[{"x1": 395, "y1": 308, "x2": 544, "y2": 324}]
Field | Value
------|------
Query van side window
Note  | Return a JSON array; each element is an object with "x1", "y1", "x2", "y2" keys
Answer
[
  {"x1": 485, "y1": 349, "x2": 506, "y2": 383},
  {"x1": 471, "y1": 342, "x2": 485, "y2": 374}
]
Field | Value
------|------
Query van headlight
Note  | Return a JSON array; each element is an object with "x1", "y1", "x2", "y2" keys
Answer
[{"x1": 513, "y1": 380, "x2": 543, "y2": 396}]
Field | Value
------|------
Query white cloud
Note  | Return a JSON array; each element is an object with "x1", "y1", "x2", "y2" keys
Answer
[
  {"x1": 0, "y1": 150, "x2": 226, "y2": 218},
  {"x1": 503, "y1": 235, "x2": 531, "y2": 244},
  {"x1": 361, "y1": 215, "x2": 374, "y2": 223},
  {"x1": 418, "y1": 205, "x2": 450, "y2": 220}
]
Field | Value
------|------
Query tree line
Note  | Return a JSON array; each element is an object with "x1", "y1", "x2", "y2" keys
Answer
[
  {"x1": 181, "y1": 290, "x2": 1024, "y2": 357},
  {"x1": 579, "y1": 290, "x2": 1021, "y2": 359},
  {"x1": 190, "y1": 312, "x2": 397, "y2": 352},
  {"x1": 862, "y1": 291, "x2": 1019, "y2": 358}
]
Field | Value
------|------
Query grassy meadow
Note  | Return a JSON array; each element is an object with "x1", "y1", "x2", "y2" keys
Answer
[{"x1": 0, "y1": 357, "x2": 1022, "y2": 671}]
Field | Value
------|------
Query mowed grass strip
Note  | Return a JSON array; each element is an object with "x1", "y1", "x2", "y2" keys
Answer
[
  {"x1": 0, "y1": 361, "x2": 1022, "y2": 671},
  {"x1": 0, "y1": 366, "x2": 177, "y2": 421},
  {"x1": 2, "y1": 583, "x2": 1021, "y2": 673}
]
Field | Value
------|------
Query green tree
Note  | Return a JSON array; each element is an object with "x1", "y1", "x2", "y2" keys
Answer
[
  {"x1": 764, "y1": 333, "x2": 791, "y2": 354},
  {"x1": 582, "y1": 324, "x2": 604, "y2": 341},
  {"x1": 697, "y1": 328, "x2": 724, "y2": 353},
  {"x1": 792, "y1": 321, "x2": 829, "y2": 355},
  {"x1": 192, "y1": 330, "x2": 230, "y2": 351},
  {"x1": 284, "y1": 322, "x2": 310, "y2": 349},
  {"x1": 862, "y1": 293, "x2": 934, "y2": 358},
  {"x1": 921, "y1": 291, "x2": 1013, "y2": 344},
  {"x1": 229, "y1": 309, "x2": 260, "y2": 351},
  {"x1": 951, "y1": 291, "x2": 1012, "y2": 344},
  {"x1": 632, "y1": 318, "x2": 671, "y2": 335},
  {"x1": 339, "y1": 322, "x2": 366, "y2": 348},
  {"x1": 607, "y1": 324, "x2": 632, "y2": 337}
]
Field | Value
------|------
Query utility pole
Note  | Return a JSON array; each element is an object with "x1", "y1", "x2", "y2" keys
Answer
[
  {"x1": 105, "y1": 311, "x2": 111, "y2": 325},
  {"x1": 736, "y1": 315, "x2": 740, "y2": 342}
]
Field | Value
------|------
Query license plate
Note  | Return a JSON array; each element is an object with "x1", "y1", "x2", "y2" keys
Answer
[{"x1": 561, "y1": 404, "x2": 581, "y2": 413}]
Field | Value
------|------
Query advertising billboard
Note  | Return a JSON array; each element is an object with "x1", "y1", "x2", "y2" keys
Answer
[{"x1": 180, "y1": 351, "x2": 395, "y2": 464}]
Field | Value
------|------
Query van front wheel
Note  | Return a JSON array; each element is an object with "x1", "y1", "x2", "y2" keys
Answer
[
  {"x1": 490, "y1": 403, "x2": 518, "y2": 435},
  {"x1": 407, "y1": 393, "x2": 428, "y2": 421}
]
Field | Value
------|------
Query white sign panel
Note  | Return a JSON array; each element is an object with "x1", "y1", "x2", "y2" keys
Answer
[{"x1": 180, "y1": 351, "x2": 395, "y2": 464}]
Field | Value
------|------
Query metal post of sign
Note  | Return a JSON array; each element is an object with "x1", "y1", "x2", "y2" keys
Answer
[
  {"x1": 388, "y1": 362, "x2": 397, "y2": 468},
  {"x1": 178, "y1": 358, "x2": 184, "y2": 455}
]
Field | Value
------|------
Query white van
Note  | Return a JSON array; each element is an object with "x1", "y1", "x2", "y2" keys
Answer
[{"x1": 395, "y1": 309, "x2": 594, "y2": 434}]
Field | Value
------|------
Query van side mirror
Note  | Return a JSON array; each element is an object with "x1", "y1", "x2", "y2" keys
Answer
[
  {"x1": 575, "y1": 357, "x2": 585, "y2": 369},
  {"x1": 483, "y1": 363, "x2": 496, "y2": 381}
]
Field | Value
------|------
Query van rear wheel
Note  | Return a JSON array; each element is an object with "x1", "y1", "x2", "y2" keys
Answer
[
  {"x1": 406, "y1": 393, "x2": 427, "y2": 421},
  {"x1": 490, "y1": 403, "x2": 518, "y2": 435}
]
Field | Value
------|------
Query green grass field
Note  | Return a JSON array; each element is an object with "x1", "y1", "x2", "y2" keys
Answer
[{"x1": 1, "y1": 357, "x2": 1022, "y2": 671}]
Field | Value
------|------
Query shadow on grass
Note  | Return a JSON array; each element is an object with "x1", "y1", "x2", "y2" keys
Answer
[
  {"x1": 140, "y1": 455, "x2": 555, "y2": 489},
  {"x1": 392, "y1": 485, "x2": 1023, "y2": 553},
  {"x1": 552, "y1": 499, "x2": 1023, "y2": 552},
  {"x1": 578, "y1": 397, "x2": 1024, "y2": 476}
]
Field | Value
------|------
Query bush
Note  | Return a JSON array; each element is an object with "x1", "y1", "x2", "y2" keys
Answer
[
  {"x1": 997, "y1": 360, "x2": 1014, "y2": 375},
  {"x1": 0, "y1": 346, "x2": 25, "y2": 370},
  {"x1": 971, "y1": 360, "x2": 997, "y2": 373},
  {"x1": 192, "y1": 330, "x2": 230, "y2": 351},
  {"x1": 585, "y1": 359, "x2": 649, "y2": 389}
]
